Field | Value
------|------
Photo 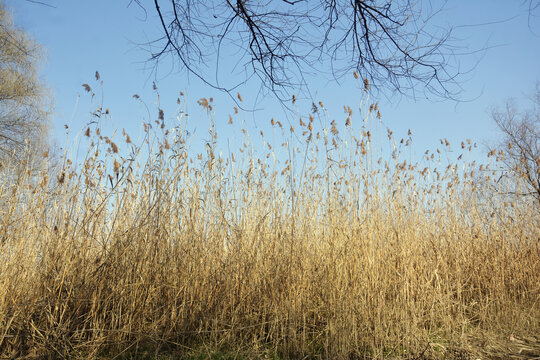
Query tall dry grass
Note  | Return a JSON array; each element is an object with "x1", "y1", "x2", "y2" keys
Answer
[{"x1": 0, "y1": 87, "x2": 538, "y2": 359}]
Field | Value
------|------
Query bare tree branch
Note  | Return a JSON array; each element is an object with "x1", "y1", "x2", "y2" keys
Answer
[
  {"x1": 134, "y1": 0, "x2": 466, "y2": 101},
  {"x1": 490, "y1": 82, "x2": 540, "y2": 205},
  {"x1": 23, "y1": 0, "x2": 56, "y2": 8}
]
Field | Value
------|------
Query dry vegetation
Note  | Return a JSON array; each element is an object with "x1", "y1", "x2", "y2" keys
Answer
[{"x1": 0, "y1": 83, "x2": 538, "y2": 359}]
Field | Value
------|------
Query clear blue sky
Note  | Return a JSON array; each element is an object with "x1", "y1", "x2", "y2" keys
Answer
[{"x1": 5, "y1": 0, "x2": 540, "y2": 161}]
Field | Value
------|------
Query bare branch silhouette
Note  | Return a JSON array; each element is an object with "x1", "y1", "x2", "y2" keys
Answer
[{"x1": 134, "y1": 1, "x2": 465, "y2": 101}]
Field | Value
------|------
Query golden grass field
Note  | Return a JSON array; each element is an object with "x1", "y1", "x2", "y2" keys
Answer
[{"x1": 0, "y1": 91, "x2": 538, "y2": 359}]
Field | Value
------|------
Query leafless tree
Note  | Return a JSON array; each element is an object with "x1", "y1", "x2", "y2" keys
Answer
[
  {"x1": 131, "y1": 0, "x2": 465, "y2": 101},
  {"x1": 490, "y1": 83, "x2": 540, "y2": 204},
  {"x1": 0, "y1": 2, "x2": 51, "y2": 168}
]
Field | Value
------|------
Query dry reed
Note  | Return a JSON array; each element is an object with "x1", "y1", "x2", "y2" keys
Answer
[{"x1": 0, "y1": 87, "x2": 538, "y2": 359}]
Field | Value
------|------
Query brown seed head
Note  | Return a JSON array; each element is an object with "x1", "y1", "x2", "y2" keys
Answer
[{"x1": 113, "y1": 159, "x2": 121, "y2": 174}]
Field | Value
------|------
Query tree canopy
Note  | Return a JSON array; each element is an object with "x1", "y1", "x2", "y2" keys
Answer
[
  {"x1": 490, "y1": 83, "x2": 540, "y2": 204},
  {"x1": 0, "y1": 1, "x2": 50, "y2": 167}
]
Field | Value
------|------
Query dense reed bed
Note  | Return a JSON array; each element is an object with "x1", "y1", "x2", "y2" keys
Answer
[{"x1": 0, "y1": 90, "x2": 538, "y2": 359}]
